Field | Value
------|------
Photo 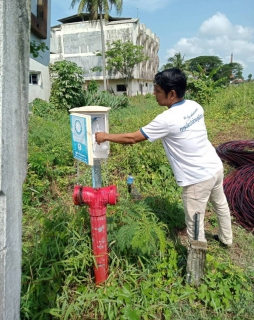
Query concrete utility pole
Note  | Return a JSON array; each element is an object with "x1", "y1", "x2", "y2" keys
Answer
[{"x1": 0, "y1": 0, "x2": 30, "y2": 318}]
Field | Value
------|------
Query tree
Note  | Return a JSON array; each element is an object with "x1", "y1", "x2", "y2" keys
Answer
[
  {"x1": 168, "y1": 52, "x2": 186, "y2": 70},
  {"x1": 160, "y1": 52, "x2": 186, "y2": 71},
  {"x1": 186, "y1": 56, "x2": 223, "y2": 76},
  {"x1": 187, "y1": 64, "x2": 227, "y2": 105},
  {"x1": 248, "y1": 74, "x2": 252, "y2": 81},
  {"x1": 70, "y1": 0, "x2": 123, "y2": 91},
  {"x1": 104, "y1": 40, "x2": 148, "y2": 95},
  {"x1": 218, "y1": 62, "x2": 243, "y2": 83},
  {"x1": 49, "y1": 60, "x2": 85, "y2": 110}
]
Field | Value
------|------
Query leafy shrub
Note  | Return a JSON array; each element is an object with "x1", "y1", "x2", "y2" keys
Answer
[
  {"x1": 50, "y1": 60, "x2": 85, "y2": 110},
  {"x1": 31, "y1": 98, "x2": 56, "y2": 118},
  {"x1": 145, "y1": 92, "x2": 154, "y2": 99},
  {"x1": 87, "y1": 79, "x2": 99, "y2": 92},
  {"x1": 197, "y1": 254, "x2": 253, "y2": 311},
  {"x1": 112, "y1": 201, "x2": 168, "y2": 255},
  {"x1": 186, "y1": 65, "x2": 226, "y2": 105},
  {"x1": 23, "y1": 110, "x2": 74, "y2": 206}
]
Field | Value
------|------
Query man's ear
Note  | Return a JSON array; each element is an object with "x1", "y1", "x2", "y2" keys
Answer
[{"x1": 169, "y1": 90, "x2": 177, "y2": 100}]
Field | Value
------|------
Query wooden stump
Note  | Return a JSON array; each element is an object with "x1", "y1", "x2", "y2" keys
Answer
[{"x1": 186, "y1": 239, "x2": 207, "y2": 286}]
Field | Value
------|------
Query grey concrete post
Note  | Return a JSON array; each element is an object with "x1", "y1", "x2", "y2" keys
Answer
[{"x1": 0, "y1": 0, "x2": 30, "y2": 318}]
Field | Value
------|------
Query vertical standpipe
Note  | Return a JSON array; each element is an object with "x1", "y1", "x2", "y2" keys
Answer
[
  {"x1": 69, "y1": 106, "x2": 116, "y2": 284},
  {"x1": 73, "y1": 185, "x2": 119, "y2": 284}
]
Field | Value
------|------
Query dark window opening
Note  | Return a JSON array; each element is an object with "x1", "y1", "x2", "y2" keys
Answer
[
  {"x1": 116, "y1": 84, "x2": 126, "y2": 92},
  {"x1": 29, "y1": 73, "x2": 40, "y2": 85}
]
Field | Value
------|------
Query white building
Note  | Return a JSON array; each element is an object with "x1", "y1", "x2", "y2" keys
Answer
[
  {"x1": 30, "y1": 0, "x2": 51, "y2": 103},
  {"x1": 50, "y1": 14, "x2": 159, "y2": 95}
]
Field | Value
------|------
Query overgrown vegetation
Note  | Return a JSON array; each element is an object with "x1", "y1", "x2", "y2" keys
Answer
[
  {"x1": 186, "y1": 65, "x2": 227, "y2": 105},
  {"x1": 49, "y1": 60, "x2": 129, "y2": 110},
  {"x1": 50, "y1": 60, "x2": 85, "y2": 110},
  {"x1": 22, "y1": 83, "x2": 254, "y2": 319},
  {"x1": 83, "y1": 90, "x2": 129, "y2": 109}
]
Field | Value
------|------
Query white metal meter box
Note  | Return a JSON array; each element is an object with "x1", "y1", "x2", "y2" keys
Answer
[{"x1": 69, "y1": 106, "x2": 111, "y2": 166}]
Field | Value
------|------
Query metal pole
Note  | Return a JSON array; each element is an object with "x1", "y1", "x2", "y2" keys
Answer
[{"x1": 92, "y1": 158, "x2": 102, "y2": 188}]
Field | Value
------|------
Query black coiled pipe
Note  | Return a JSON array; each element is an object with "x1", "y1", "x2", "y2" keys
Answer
[
  {"x1": 216, "y1": 140, "x2": 254, "y2": 167},
  {"x1": 216, "y1": 140, "x2": 254, "y2": 232}
]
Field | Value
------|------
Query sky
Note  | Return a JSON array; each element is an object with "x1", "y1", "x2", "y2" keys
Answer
[{"x1": 51, "y1": 0, "x2": 254, "y2": 79}]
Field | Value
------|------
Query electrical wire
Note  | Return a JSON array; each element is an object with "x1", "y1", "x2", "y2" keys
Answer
[{"x1": 216, "y1": 140, "x2": 254, "y2": 232}]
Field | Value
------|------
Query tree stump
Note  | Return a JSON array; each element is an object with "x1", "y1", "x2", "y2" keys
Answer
[{"x1": 186, "y1": 239, "x2": 207, "y2": 286}]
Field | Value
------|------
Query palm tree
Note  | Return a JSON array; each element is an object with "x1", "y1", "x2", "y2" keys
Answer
[
  {"x1": 160, "y1": 52, "x2": 187, "y2": 72},
  {"x1": 168, "y1": 52, "x2": 186, "y2": 70},
  {"x1": 70, "y1": 0, "x2": 123, "y2": 90}
]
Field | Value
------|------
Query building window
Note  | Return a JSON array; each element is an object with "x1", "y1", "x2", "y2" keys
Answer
[
  {"x1": 31, "y1": 0, "x2": 48, "y2": 39},
  {"x1": 116, "y1": 84, "x2": 126, "y2": 92},
  {"x1": 29, "y1": 73, "x2": 41, "y2": 85}
]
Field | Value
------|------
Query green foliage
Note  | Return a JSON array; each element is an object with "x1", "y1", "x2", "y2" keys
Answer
[
  {"x1": 83, "y1": 90, "x2": 129, "y2": 109},
  {"x1": 186, "y1": 78, "x2": 214, "y2": 105},
  {"x1": 105, "y1": 40, "x2": 148, "y2": 93},
  {"x1": 218, "y1": 62, "x2": 243, "y2": 83},
  {"x1": 114, "y1": 201, "x2": 168, "y2": 255},
  {"x1": 161, "y1": 52, "x2": 186, "y2": 71},
  {"x1": 205, "y1": 82, "x2": 254, "y2": 122},
  {"x1": 30, "y1": 98, "x2": 57, "y2": 118},
  {"x1": 23, "y1": 110, "x2": 74, "y2": 206},
  {"x1": 70, "y1": 0, "x2": 123, "y2": 21},
  {"x1": 30, "y1": 40, "x2": 49, "y2": 58},
  {"x1": 186, "y1": 55, "x2": 223, "y2": 77},
  {"x1": 198, "y1": 254, "x2": 253, "y2": 311},
  {"x1": 21, "y1": 205, "x2": 93, "y2": 319},
  {"x1": 87, "y1": 79, "x2": 99, "y2": 92},
  {"x1": 21, "y1": 88, "x2": 254, "y2": 318},
  {"x1": 49, "y1": 60, "x2": 85, "y2": 110},
  {"x1": 187, "y1": 64, "x2": 226, "y2": 105}
]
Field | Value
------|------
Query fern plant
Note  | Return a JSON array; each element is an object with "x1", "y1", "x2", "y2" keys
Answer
[{"x1": 115, "y1": 201, "x2": 168, "y2": 255}]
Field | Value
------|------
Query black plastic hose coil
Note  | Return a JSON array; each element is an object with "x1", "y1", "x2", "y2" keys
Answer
[
  {"x1": 216, "y1": 140, "x2": 254, "y2": 167},
  {"x1": 216, "y1": 140, "x2": 254, "y2": 232}
]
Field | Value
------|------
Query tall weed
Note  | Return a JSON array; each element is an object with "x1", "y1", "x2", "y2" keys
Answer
[{"x1": 83, "y1": 91, "x2": 129, "y2": 109}]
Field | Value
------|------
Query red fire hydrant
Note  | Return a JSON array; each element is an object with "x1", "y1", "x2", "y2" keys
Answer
[{"x1": 73, "y1": 185, "x2": 119, "y2": 284}]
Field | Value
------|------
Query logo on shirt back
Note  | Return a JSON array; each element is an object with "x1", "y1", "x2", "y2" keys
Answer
[{"x1": 180, "y1": 108, "x2": 203, "y2": 132}]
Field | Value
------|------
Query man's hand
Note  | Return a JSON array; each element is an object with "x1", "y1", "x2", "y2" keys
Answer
[{"x1": 95, "y1": 132, "x2": 107, "y2": 145}]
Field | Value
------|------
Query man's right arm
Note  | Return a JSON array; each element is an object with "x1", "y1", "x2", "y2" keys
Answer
[{"x1": 95, "y1": 130, "x2": 147, "y2": 145}]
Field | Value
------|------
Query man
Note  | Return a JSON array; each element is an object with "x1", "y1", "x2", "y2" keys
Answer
[{"x1": 95, "y1": 68, "x2": 232, "y2": 247}]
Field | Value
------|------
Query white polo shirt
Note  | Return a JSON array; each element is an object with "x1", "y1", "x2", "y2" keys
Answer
[{"x1": 140, "y1": 99, "x2": 222, "y2": 187}]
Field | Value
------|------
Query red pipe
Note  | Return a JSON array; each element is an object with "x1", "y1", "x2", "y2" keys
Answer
[{"x1": 73, "y1": 185, "x2": 119, "y2": 284}]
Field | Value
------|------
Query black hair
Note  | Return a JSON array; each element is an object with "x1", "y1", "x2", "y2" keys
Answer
[{"x1": 154, "y1": 68, "x2": 187, "y2": 98}]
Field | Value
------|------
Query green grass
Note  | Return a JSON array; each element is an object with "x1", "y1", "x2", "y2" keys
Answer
[{"x1": 21, "y1": 85, "x2": 254, "y2": 319}]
